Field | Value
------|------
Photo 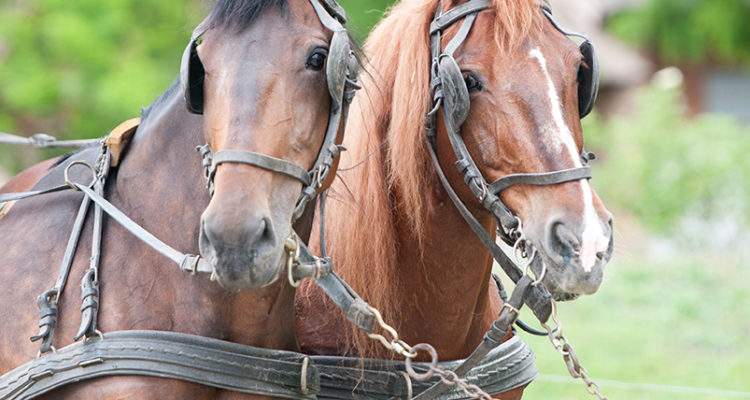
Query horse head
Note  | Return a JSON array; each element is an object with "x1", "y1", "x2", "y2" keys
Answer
[
  {"x1": 433, "y1": 0, "x2": 613, "y2": 300},
  {"x1": 184, "y1": 0, "x2": 355, "y2": 291}
]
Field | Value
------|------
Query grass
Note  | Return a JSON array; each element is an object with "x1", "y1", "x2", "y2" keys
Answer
[{"x1": 497, "y1": 210, "x2": 750, "y2": 399}]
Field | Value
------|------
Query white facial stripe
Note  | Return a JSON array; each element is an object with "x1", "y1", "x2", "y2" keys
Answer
[
  {"x1": 528, "y1": 47, "x2": 580, "y2": 166},
  {"x1": 528, "y1": 47, "x2": 608, "y2": 271}
]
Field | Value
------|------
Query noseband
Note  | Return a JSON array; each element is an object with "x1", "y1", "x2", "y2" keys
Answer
[
  {"x1": 426, "y1": 0, "x2": 597, "y2": 242},
  {"x1": 189, "y1": 0, "x2": 359, "y2": 221}
]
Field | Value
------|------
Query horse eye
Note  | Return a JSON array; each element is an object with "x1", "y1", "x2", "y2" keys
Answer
[
  {"x1": 464, "y1": 74, "x2": 483, "y2": 92},
  {"x1": 306, "y1": 49, "x2": 327, "y2": 71}
]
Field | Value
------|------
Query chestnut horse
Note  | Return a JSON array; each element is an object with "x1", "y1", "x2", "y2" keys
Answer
[
  {"x1": 296, "y1": 0, "x2": 614, "y2": 398},
  {"x1": 0, "y1": 0, "x2": 356, "y2": 398}
]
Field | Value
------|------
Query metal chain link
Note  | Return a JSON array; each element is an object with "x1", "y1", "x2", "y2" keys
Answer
[
  {"x1": 541, "y1": 299, "x2": 609, "y2": 400},
  {"x1": 366, "y1": 305, "x2": 495, "y2": 400},
  {"x1": 510, "y1": 221, "x2": 607, "y2": 400}
]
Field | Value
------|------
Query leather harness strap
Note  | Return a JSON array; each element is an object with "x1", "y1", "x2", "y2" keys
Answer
[
  {"x1": 312, "y1": 335, "x2": 536, "y2": 399},
  {"x1": 0, "y1": 330, "x2": 318, "y2": 400}
]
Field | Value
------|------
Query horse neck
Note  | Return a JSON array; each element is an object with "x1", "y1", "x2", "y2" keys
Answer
[
  {"x1": 107, "y1": 82, "x2": 298, "y2": 350},
  {"x1": 391, "y1": 182, "x2": 502, "y2": 359}
]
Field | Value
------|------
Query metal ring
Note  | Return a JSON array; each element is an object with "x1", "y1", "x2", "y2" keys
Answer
[
  {"x1": 400, "y1": 371, "x2": 413, "y2": 400},
  {"x1": 64, "y1": 161, "x2": 97, "y2": 191},
  {"x1": 502, "y1": 302, "x2": 520, "y2": 315},
  {"x1": 300, "y1": 356, "x2": 310, "y2": 394},
  {"x1": 404, "y1": 343, "x2": 439, "y2": 382},
  {"x1": 287, "y1": 255, "x2": 302, "y2": 288}
]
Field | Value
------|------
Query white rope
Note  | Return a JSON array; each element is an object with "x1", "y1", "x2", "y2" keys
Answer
[{"x1": 536, "y1": 373, "x2": 750, "y2": 398}]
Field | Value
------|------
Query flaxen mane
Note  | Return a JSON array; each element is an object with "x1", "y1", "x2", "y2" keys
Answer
[{"x1": 303, "y1": 0, "x2": 542, "y2": 357}]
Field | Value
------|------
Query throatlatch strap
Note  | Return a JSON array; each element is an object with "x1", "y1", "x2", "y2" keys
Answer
[{"x1": 213, "y1": 150, "x2": 311, "y2": 186}]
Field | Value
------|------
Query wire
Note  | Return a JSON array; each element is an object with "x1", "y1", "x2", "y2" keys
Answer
[{"x1": 535, "y1": 373, "x2": 750, "y2": 398}]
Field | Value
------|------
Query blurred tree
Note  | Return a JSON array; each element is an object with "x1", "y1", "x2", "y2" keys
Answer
[
  {"x1": 607, "y1": 0, "x2": 750, "y2": 66},
  {"x1": 0, "y1": 0, "x2": 205, "y2": 172},
  {"x1": 0, "y1": 0, "x2": 394, "y2": 174}
]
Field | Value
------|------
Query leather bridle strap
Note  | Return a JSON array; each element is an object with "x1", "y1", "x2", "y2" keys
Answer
[
  {"x1": 212, "y1": 150, "x2": 311, "y2": 186},
  {"x1": 414, "y1": 277, "x2": 535, "y2": 400},
  {"x1": 427, "y1": 142, "x2": 552, "y2": 321},
  {"x1": 488, "y1": 166, "x2": 592, "y2": 194},
  {"x1": 429, "y1": 0, "x2": 490, "y2": 34},
  {"x1": 0, "y1": 185, "x2": 71, "y2": 204}
]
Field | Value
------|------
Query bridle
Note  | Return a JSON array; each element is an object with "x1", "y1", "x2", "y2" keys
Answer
[
  {"x1": 410, "y1": 2, "x2": 606, "y2": 398},
  {"x1": 426, "y1": 0, "x2": 598, "y2": 260},
  {"x1": 182, "y1": 0, "x2": 360, "y2": 221}
]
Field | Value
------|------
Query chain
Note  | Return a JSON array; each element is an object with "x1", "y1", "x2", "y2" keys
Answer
[
  {"x1": 541, "y1": 299, "x2": 608, "y2": 400},
  {"x1": 366, "y1": 306, "x2": 494, "y2": 399}
]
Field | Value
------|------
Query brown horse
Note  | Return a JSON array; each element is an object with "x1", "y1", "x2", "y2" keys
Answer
[
  {"x1": 296, "y1": 0, "x2": 614, "y2": 398},
  {"x1": 0, "y1": 0, "x2": 356, "y2": 398}
]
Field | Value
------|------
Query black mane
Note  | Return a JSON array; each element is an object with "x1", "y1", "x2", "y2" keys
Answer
[{"x1": 206, "y1": 0, "x2": 288, "y2": 31}]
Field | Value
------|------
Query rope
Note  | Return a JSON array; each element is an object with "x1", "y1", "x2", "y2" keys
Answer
[
  {"x1": 0, "y1": 132, "x2": 99, "y2": 148},
  {"x1": 535, "y1": 373, "x2": 750, "y2": 398}
]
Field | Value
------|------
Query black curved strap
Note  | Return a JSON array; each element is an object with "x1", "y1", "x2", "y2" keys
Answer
[
  {"x1": 213, "y1": 150, "x2": 311, "y2": 186},
  {"x1": 488, "y1": 166, "x2": 591, "y2": 195},
  {"x1": 429, "y1": 0, "x2": 490, "y2": 34}
]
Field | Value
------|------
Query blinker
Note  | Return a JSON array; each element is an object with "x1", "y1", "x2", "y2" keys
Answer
[{"x1": 438, "y1": 55, "x2": 471, "y2": 128}]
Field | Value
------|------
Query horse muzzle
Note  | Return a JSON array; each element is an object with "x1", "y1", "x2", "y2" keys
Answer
[{"x1": 198, "y1": 207, "x2": 285, "y2": 291}]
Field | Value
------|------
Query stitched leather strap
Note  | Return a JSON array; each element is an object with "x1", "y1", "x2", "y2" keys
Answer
[
  {"x1": 0, "y1": 330, "x2": 318, "y2": 400},
  {"x1": 295, "y1": 240, "x2": 376, "y2": 334},
  {"x1": 213, "y1": 150, "x2": 311, "y2": 186},
  {"x1": 313, "y1": 335, "x2": 536, "y2": 399}
]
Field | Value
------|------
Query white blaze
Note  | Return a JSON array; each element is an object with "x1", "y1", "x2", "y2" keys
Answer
[{"x1": 528, "y1": 47, "x2": 609, "y2": 272}]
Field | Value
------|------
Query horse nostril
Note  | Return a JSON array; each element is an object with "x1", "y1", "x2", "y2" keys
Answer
[
  {"x1": 199, "y1": 208, "x2": 276, "y2": 259},
  {"x1": 549, "y1": 222, "x2": 581, "y2": 260}
]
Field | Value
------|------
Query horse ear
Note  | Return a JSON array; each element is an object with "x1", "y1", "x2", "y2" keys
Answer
[{"x1": 180, "y1": 36, "x2": 205, "y2": 115}]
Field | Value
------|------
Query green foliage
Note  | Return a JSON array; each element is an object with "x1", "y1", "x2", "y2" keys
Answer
[
  {"x1": 0, "y1": 0, "x2": 394, "y2": 174},
  {"x1": 584, "y1": 85, "x2": 750, "y2": 234},
  {"x1": 0, "y1": 0, "x2": 205, "y2": 172},
  {"x1": 607, "y1": 0, "x2": 750, "y2": 65},
  {"x1": 338, "y1": 0, "x2": 395, "y2": 41}
]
